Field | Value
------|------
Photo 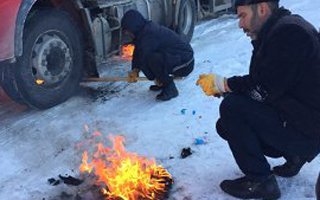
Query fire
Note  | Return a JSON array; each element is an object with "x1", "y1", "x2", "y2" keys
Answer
[
  {"x1": 36, "y1": 79, "x2": 45, "y2": 85},
  {"x1": 121, "y1": 44, "x2": 135, "y2": 61},
  {"x1": 80, "y1": 135, "x2": 173, "y2": 200}
]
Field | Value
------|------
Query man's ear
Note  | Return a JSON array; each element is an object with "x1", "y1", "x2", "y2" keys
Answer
[{"x1": 258, "y1": 2, "x2": 271, "y2": 18}]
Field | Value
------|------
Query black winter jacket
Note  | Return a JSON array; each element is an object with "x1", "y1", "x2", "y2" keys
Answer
[
  {"x1": 228, "y1": 8, "x2": 320, "y2": 140},
  {"x1": 121, "y1": 10, "x2": 193, "y2": 72}
]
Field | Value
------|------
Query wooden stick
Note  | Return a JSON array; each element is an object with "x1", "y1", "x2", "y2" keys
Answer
[
  {"x1": 83, "y1": 77, "x2": 149, "y2": 82},
  {"x1": 83, "y1": 76, "x2": 183, "y2": 83}
]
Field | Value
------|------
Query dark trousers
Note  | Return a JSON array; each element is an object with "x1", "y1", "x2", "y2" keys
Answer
[
  {"x1": 142, "y1": 53, "x2": 194, "y2": 86},
  {"x1": 217, "y1": 94, "x2": 317, "y2": 179}
]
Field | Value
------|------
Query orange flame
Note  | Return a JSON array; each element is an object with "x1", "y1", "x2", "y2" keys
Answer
[
  {"x1": 80, "y1": 135, "x2": 172, "y2": 200},
  {"x1": 36, "y1": 79, "x2": 45, "y2": 85},
  {"x1": 121, "y1": 44, "x2": 135, "y2": 61}
]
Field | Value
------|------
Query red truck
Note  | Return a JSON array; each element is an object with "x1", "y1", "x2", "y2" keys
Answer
[{"x1": 0, "y1": 0, "x2": 232, "y2": 109}]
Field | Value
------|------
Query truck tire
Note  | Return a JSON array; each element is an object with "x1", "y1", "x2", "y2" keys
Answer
[
  {"x1": 12, "y1": 9, "x2": 84, "y2": 109},
  {"x1": 0, "y1": 65, "x2": 26, "y2": 105},
  {"x1": 177, "y1": 0, "x2": 196, "y2": 42}
]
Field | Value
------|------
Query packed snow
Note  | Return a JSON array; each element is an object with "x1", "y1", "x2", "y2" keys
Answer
[{"x1": 0, "y1": 0, "x2": 319, "y2": 199}]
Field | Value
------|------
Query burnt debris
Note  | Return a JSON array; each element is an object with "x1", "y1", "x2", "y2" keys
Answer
[
  {"x1": 180, "y1": 147, "x2": 192, "y2": 159},
  {"x1": 59, "y1": 175, "x2": 84, "y2": 186},
  {"x1": 48, "y1": 175, "x2": 83, "y2": 186}
]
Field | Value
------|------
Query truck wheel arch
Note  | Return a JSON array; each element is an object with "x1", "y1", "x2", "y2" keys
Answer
[
  {"x1": 14, "y1": 0, "x2": 37, "y2": 57},
  {"x1": 173, "y1": 0, "x2": 197, "y2": 42},
  {"x1": 14, "y1": 0, "x2": 87, "y2": 57}
]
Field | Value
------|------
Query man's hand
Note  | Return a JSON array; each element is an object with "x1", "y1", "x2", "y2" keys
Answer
[
  {"x1": 127, "y1": 68, "x2": 139, "y2": 83},
  {"x1": 196, "y1": 73, "x2": 229, "y2": 96}
]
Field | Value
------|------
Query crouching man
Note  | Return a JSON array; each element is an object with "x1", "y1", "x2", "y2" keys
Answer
[
  {"x1": 197, "y1": 0, "x2": 320, "y2": 199},
  {"x1": 121, "y1": 10, "x2": 194, "y2": 101}
]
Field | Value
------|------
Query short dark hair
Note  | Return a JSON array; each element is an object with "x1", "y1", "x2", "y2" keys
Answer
[{"x1": 249, "y1": 1, "x2": 279, "y2": 14}]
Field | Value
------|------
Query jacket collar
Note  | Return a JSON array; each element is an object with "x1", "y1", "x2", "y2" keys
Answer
[{"x1": 252, "y1": 7, "x2": 291, "y2": 47}]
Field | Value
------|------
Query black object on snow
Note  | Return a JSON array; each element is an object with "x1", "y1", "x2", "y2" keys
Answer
[
  {"x1": 48, "y1": 178, "x2": 60, "y2": 186},
  {"x1": 58, "y1": 174, "x2": 83, "y2": 186},
  {"x1": 181, "y1": 147, "x2": 192, "y2": 159}
]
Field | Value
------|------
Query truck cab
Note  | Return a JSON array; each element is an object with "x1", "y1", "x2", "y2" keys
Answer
[{"x1": 0, "y1": 0, "x2": 232, "y2": 109}]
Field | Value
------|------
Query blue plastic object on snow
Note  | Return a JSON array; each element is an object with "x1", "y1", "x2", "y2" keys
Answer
[{"x1": 194, "y1": 137, "x2": 207, "y2": 145}]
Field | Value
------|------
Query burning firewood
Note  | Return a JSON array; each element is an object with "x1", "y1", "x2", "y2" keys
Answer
[{"x1": 79, "y1": 134, "x2": 173, "y2": 200}]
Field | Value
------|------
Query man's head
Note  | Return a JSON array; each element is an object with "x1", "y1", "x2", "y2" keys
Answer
[
  {"x1": 235, "y1": 0, "x2": 279, "y2": 40},
  {"x1": 121, "y1": 10, "x2": 147, "y2": 39}
]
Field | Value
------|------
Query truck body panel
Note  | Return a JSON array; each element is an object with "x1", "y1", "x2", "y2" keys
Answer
[{"x1": 0, "y1": 0, "x2": 22, "y2": 62}]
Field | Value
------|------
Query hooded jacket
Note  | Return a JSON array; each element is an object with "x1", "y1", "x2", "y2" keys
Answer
[
  {"x1": 121, "y1": 10, "x2": 194, "y2": 72},
  {"x1": 228, "y1": 8, "x2": 320, "y2": 143}
]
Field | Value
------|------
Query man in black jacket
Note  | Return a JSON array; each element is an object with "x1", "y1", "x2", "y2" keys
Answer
[
  {"x1": 197, "y1": 0, "x2": 320, "y2": 199},
  {"x1": 121, "y1": 10, "x2": 194, "y2": 101}
]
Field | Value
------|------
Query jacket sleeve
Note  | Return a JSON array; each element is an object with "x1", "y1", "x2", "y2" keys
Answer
[
  {"x1": 132, "y1": 46, "x2": 142, "y2": 70},
  {"x1": 227, "y1": 74, "x2": 251, "y2": 94},
  {"x1": 228, "y1": 25, "x2": 314, "y2": 103}
]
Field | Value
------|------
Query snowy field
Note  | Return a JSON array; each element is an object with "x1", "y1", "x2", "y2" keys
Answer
[{"x1": 0, "y1": 0, "x2": 319, "y2": 199}]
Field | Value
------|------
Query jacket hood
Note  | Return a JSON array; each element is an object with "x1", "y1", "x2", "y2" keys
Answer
[{"x1": 121, "y1": 10, "x2": 147, "y2": 36}]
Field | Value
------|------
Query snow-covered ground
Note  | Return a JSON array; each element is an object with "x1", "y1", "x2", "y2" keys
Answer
[{"x1": 0, "y1": 0, "x2": 319, "y2": 199}]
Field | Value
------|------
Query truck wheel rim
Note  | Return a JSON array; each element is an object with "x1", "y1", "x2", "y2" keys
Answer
[{"x1": 31, "y1": 31, "x2": 72, "y2": 87}]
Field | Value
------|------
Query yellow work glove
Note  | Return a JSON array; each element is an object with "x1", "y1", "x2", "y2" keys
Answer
[
  {"x1": 127, "y1": 68, "x2": 139, "y2": 83},
  {"x1": 196, "y1": 74, "x2": 227, "y2": 96}
]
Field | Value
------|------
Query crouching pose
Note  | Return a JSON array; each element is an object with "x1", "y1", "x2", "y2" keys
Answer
[
  {"x1": 121, "y1": 10, "x2": 194, "y2": 101},
  {"x1": 197, "y1": 0, "x2": 320, "y2": 199}
]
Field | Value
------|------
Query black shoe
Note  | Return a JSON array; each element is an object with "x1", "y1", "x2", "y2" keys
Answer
[
  {"x1": 272, "y1": 156, "x2": 306, "y2": 177},
  {"x1": 220, "y1": 175, "x2": 281, "y2": 199},
  {"x1": 149, "y1": 85, "x2": 163, "y2": 91},
  {"x1": 156, "y1": 82, "x2": 178, "y2": 101}
]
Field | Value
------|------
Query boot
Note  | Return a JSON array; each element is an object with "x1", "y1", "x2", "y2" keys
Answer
[
  {"x1": 149, "y1": 85, "x2": 163, "y2": 91},
  {"x1": 220, "y1": 175, "x2": 281, "y2": 199},
  {"x1": 156, "y1": 81, "x2": 178, "y2": 101},
  {"x1": 272, "y1": 156, "x2": 306, "y2": 177},
  {"x1": 149, "y1": 79, "x2": 163, "y2": 91}
]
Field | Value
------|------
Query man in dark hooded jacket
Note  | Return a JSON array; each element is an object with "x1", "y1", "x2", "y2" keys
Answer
[
  {"x1": 121, "y1": 10, "x2": 194, "y2": 101},
  {"x1": 197, "y1": 0, "x2": 320, "y2": 199}
]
